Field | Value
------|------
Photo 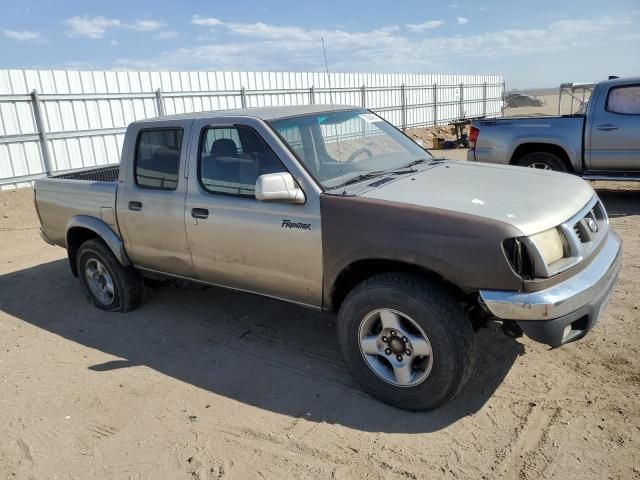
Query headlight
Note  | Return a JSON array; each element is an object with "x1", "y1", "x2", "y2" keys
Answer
[
  {"x1": 505, "y1": 198, "x2": 609, "y2": 280},
  {"x1": 529, "y1": 228, "x2": 565, "y2": 265},
  {"x1": 504, "y1": 228, "x2": 569, "y2": 279}
]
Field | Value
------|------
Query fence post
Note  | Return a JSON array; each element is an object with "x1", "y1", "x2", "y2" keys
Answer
[
  {"x1": 482, "y1": 82, "x2": 487, "y2": 117},
  {"x1": 432, "y1": 83, "x2": 438, "y2": 126},
  {"x1": 30, "y1": 89, "x2": 53, "y2": 176},
  {"x1": 361, "y1": 85, "x2": 366, "y2": 108},
  {"x1": 459, "y1": 82, "x2": 464, "y2": 119},
  {"x1": 502, "y1": 81, "x2": 506, "y2": 116},
  {"x1": 240, "y1": 87, "x2": 247, "y2": 108},
  {"x1": 155, "y1": 88, "x2": 166, "y2": 116},
  {"x1": 309, "y1": 86, "x2": 315, "y2": 104},
  {"x1": 400, "y1": 84, "x2": 406, "y2": 130}
]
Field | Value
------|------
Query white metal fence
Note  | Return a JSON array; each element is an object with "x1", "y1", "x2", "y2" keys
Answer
[{"x1": 0, "y1": 69, "x2": 504, "y2": 188}]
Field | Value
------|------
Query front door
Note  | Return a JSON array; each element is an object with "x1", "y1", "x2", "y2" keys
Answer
[
  {"x1": 587, "y1": 83, "x2": 640, "y2": 171},
  {"x1": 184, "y1": 119, "x2": 323, "y2": 306}
]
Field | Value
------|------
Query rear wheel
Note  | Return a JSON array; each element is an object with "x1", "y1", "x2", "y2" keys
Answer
[
  {"x1": 515, "y1": 152, "x2": 567, "y2": 172},
  {"x1": 337, "y1": 273, "x2": 476, "y2": 411},
  {"x1": 77, "y1": 239, "x2": 144, "y2": 312}
]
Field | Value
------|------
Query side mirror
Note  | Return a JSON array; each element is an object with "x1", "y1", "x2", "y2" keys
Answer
[{"x1": 255, "y1": 172, "x2": 306, "y2": 204}]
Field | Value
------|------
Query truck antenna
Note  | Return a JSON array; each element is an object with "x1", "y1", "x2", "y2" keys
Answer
[{"x1": 321, "y1": 37, "x2": 346, "y2": 194}]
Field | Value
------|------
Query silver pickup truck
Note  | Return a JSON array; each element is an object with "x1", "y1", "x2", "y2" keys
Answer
[
  {"x1": 35, "y1": 105, "x2": 621, "y2": 411},
  {"x1": 468, "y1": 77, "x2": 640, "y2": 179}
]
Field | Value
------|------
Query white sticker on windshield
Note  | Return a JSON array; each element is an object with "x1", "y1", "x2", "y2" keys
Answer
[{"x1": 359, "y1": 113, "x2": 382, "y2": 123}]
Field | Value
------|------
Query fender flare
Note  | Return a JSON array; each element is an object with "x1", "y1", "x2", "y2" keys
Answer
[
  {"x1": 66, "y1": 215, "x2": 132, "y2": 268},
  {"x1": 508, "y1": 139, "x2": 577, "y2": 170}
]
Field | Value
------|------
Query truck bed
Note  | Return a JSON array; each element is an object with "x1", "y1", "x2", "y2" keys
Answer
[
  {"x1": 471, "y1": 115, "x2": 585, "y2": 170},
  {"x1": 35, "y1": 165, "x2": 120, "y2": 248},
  {"x1": 52, "y1": 165, "x2": 120, "y2": 182}
]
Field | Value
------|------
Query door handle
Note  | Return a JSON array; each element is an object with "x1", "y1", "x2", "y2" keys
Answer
[
  {"x1": 191, "y1": 208, "x2": 209, "y2": 219},
  {"x1": 128, "y1": 201, "x2": 142, "y2": 211},
  {"x1": 596, "y1": 124, "x2": 619, "y2": 131}
]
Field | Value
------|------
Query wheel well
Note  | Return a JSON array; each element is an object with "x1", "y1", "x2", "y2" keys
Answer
[
  {"x1": 510, "y1": 143, "x2": 573, "y2": 172},
  {"x1": 330, "y1": 259, "x2": 465, "y2": 312},
  {"x1": 67, "y1": 227, "x2": 98, "y2": 276}
]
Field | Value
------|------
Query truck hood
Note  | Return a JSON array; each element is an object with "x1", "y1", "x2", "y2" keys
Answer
[{"x1": 360, "y1": 160, "x2": 595, "y2": 236}]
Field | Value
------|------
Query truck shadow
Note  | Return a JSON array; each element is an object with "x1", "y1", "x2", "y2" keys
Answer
[
  {"x1": 595, "y1": 187, "x2": 640, "y2": 218},
  {"x1": 0, "y1": 259, "x2": 523, "y2": 433}
]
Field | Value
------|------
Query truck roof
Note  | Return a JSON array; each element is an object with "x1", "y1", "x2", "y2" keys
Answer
[
  {"x1": 560, "y1": 76, "x2": 640, "y2": 90},
  {"x1": 135, "y1": 104, "x2": 360, "y2": 124},
  {"x1": 598, "y1": 76, "x2": 640, "y2": 87}
]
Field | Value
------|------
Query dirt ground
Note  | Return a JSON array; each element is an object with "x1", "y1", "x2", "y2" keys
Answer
[
  {"x1": 406, "y1": 87, "x2": 582, "y2": 152},
  {"x1": 502, "y1": 89, "x2": 588, "y2": 117},
  {"x1": 1, "y1": 132, "x2": 640, "y2": 478}
]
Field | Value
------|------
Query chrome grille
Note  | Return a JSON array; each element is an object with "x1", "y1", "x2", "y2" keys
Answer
[{"x1": 573, "y1": 224, "x2": 586, "y2": 243}]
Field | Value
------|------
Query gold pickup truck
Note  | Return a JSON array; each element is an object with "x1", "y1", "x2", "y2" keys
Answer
[{"x1": 34, "y1": 105, "x2": 621, "y2": 410}]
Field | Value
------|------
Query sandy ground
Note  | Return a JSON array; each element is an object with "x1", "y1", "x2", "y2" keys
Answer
[
  {"x1": 1, "y1": 184, "x2": 639, "y2": 480},
  {"x1": 1, "y1": 122, "x2": 640, "y2": 478}
]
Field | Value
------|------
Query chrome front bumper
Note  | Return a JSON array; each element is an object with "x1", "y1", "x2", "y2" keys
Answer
[{"x1": 479, "y1": 231, "x2": 622, "y2": 346}]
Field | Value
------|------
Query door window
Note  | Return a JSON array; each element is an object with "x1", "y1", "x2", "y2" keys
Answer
[
  {"x1": 198, "y1": 126, "x2": 286, "y2": 197},
  {"x1": 606, "y1": 85, "x2": 640, "y2": 115},
  {"x1": 135, "y1": 128, "x2": 183, "y2": 190}
]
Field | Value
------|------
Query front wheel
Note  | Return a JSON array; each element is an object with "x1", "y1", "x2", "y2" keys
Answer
[
  {"x1": 337, "y1": 273, "x2": 476, "y2": 411},
  {"x1": 77, "y1": 239, "x2": 144, "y2": 312}
]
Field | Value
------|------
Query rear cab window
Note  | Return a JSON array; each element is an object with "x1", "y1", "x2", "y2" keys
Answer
[
  {"x1": 606, "y1": 85, "x2": 640, "y2": 115},
  {"x1": 134, "y1": 128, "x2": 184, "y2": 190}
]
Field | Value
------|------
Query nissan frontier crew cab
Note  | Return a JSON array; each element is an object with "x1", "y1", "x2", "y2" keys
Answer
[
  {"x1": 35, "y1": 105, "x2": 622, "y2": 411},
  {"x1": 468, "y1": 76, "x2": 640, "y2": 179}
]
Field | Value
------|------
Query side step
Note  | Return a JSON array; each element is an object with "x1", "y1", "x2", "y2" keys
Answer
[{"x1": 582, "y1": 172, "x2": 640, "y2": 182}]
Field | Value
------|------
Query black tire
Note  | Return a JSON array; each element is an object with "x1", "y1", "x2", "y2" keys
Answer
[
  {"x1": 337, "y1": 273, "x2": 475, "y2": 411},
  {"x1": 76, "y1": 238, "x2": 144, "y2": 312},
  {"x1": 515, "y1": 152, "x2": 567, "y2": 172}
]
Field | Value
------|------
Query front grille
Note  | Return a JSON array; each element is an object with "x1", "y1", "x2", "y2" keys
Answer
[{"x1": 570, "y1": 202, "x2": 606, "y2": 247}]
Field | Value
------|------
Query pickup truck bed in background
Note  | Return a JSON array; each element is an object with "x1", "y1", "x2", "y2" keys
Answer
[{"x1": 468, "y1": 76, "x2": 640, "y2": 179}]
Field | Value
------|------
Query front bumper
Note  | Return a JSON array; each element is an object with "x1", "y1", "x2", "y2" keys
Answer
[{"x1": 479, "y1": 231, "x2": 622, "y2": 347}]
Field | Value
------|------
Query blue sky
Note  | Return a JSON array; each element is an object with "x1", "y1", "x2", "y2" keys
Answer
[{"x1": 1, "y1": 0, "x2": 639, "y2": 88}]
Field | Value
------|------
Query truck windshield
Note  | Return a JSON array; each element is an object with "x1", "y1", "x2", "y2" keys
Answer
[{"x1": 269, "y1": 109, "x2": 431, "y2": 190}]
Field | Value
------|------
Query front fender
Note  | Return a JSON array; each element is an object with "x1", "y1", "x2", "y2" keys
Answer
[{"x1": 320, "y1": 195, "x2": 524, "y2": 310}]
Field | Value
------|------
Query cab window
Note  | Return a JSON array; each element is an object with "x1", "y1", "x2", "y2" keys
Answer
[
  {"x1": 198, "y1": 126, "x2": 286, "y2": 197},
  {"x1": 134, "y1": 128, "x2": 183, "y2": 190},
  {"x1": 606, "y1": 85, "x2": 640, "y2": 115}
]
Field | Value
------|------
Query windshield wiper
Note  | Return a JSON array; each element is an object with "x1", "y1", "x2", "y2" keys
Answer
[
  {"x1": 390, "y1": 158, "x2": 430, "y2": 172},
  {"x1": 341, "y1": 170, "x2": 386, "y2": 186},
  {"x1": 336, "y1": 158, "x2": 433, "y2": 189}
]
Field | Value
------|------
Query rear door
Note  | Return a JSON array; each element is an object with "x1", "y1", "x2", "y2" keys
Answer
[
  {"x1": 184, "y1": 117, "x2": 323, "y2": 307},
  {"x1": 587, "y1": 83, "x2": 640, "y2": 171},
  {"x1": 116, "y1": 120, "x2": 194, "y2": 277}
]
